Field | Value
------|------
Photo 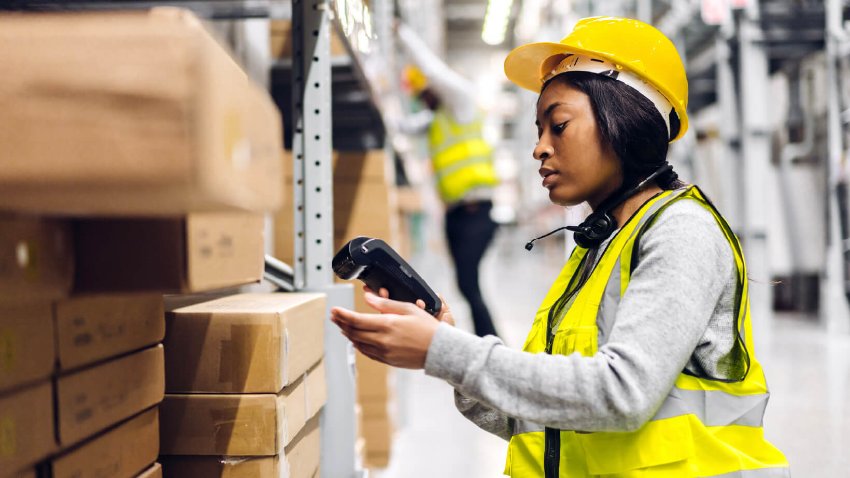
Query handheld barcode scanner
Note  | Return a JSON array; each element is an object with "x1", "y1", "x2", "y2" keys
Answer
[{"x1": 332, "y1": 236, "x2": 442, "y2": 317}]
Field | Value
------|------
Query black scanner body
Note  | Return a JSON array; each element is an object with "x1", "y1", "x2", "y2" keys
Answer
[{"x1": 332, "y1": 236, "x2": 442, "y2": 317}]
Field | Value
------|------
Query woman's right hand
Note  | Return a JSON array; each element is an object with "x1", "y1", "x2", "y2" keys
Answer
[{"x1": 366, "y1": 286, "x2": 455, "y2": 326}]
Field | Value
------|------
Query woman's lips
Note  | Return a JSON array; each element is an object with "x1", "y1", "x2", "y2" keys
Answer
[{"x1": 541, "y1": 171, "x2": 559, "y2": 189}]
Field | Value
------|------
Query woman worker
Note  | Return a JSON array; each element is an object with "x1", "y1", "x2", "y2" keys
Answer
[{"x1": 331, "y1": 17, "x2": 789, "y2": 477}]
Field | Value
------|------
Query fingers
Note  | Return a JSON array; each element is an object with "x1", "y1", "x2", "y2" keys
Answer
[
  {"x1": 336, "y1": 320, "x2": 386, "y2": 347},
  {"x1": 437, "y1": 293, "x2": 450, "y2": 311},
  {"x1": 363, "y1": 285, "x2": 390, "y2": 298},
  {"x1": 415, "y1": 299, "x2": 426, "y2": 310},
  {"x1": 435, "y1": 293, "x2": 455, "y2": 325},
  {"x1": 364, "y1": 291, "x2": 421, "y2": 315},
  {"x1": 330, "y1": 306, "x2": 387, "y2": 332}
]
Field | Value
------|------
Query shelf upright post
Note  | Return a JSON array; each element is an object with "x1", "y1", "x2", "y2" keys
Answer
[{"x1": 292, "y1": 0, "x2": 360, "y2": 476}]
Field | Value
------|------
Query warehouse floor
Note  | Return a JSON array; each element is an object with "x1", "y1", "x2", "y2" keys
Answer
[{"x1": 372, "y1": 221, "x2": 850, "y2": 478}]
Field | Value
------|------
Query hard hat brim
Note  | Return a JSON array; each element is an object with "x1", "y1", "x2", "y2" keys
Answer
[
  {"x1": 504, "y1": 41, "x2": 608, "y2": 93},
  {"x1": 504, "y1": 40, "x2": 689, "y2": 141}
]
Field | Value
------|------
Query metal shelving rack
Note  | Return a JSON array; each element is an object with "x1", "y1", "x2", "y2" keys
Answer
[
  {"x1": 287, "y1": 1, "x2": 395, "y2": 476},
  {"x1": 287, "y1": 0, "x2": 362, "y2": 476}
]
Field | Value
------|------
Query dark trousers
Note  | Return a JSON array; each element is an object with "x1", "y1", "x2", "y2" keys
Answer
[{"x1": 445, "y1": 200, "x2": 499, "y2": 338}]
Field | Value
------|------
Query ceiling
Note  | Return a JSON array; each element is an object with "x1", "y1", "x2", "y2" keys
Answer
[{"x1": 444, "y1": 0, "x2": 516, "y2": 51}]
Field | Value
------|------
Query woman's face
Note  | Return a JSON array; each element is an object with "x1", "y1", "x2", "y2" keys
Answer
[{"x1": 534, "y1": 80, "x2": 622, "y2": 209}]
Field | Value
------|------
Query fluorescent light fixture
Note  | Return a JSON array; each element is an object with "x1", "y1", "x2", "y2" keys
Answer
[{"x1": 482, "y1": 0, "x2": 514, "y2": 45}]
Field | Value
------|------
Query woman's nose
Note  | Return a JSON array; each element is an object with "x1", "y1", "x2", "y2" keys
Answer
[{"x1": 533, "y1": 140, "x2": 553, "y2": 161}]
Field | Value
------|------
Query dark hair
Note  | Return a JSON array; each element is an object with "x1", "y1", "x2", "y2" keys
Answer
[
  {"x1": 542, "y1": 71, "x2": 682, "y2": 190},
  {"x1": 417, "y1": 87, "x2": 441, "y2": 112}
]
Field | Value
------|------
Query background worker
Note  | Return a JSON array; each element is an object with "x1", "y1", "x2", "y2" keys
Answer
[
  {"x1": 395, "y1": 22, "x2": 500, "y2": 338},
  {"x1": 334, "y1": 16, "x2": 789, "y2": 477}
]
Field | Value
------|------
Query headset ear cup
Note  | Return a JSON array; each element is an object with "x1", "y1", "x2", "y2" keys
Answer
[{"x1": 572, "y1": 212, "x2": 618, "y2": 248}]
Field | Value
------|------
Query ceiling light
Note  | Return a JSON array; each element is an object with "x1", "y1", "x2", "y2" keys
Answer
[{"x1": 482, "y1": 0, "x2": 514, "y2": 46}]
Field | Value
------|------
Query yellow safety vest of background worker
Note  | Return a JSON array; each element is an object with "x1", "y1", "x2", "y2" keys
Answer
[
  {"x1": 401, "y1": 59, "x2": 498, "y2": 204},
  {"x1": 397, "y1": 23, "x2": 502, "y2": 338},
  {"x1": 502, "y1": 16, "x2": 789, "y2": 477}
]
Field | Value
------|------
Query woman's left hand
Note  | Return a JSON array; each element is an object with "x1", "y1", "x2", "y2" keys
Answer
[{"x1": 330, "y1": 291, "x2": 443, "y2": 369}]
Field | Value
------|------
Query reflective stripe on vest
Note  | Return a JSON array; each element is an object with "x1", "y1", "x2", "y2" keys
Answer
[
  {"x1": 505, "y1": 186, "x2": 789, "y2": 478},
  {"x1": 428, "y1": 108, "x2": 498, "y2": 203}
]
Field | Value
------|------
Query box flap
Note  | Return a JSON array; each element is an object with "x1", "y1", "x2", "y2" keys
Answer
[
  {"x1": 159, "y1": 394, "x2": 278, "y2": 456},
  {"x1": 52, "y1": 408, "x2": 159, "y2": 478},
  {"x1": 184, "y1": 213, "x2": 264, "y2": 292},
  {"x1": 56, "y1": 345, "x2": 164, "y2": 445},
  {"x1": 55, "y1": 293, "x2": 164, "y2": 371}
]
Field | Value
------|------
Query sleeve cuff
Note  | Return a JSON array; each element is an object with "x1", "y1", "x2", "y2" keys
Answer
[{"x1": 424, "y1": 322, "x2": 482, "y2": 385}]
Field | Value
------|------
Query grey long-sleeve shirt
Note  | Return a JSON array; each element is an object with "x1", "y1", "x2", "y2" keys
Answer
[{"x1": 423, "y1": 199, "x2": 738, "y2": 440}]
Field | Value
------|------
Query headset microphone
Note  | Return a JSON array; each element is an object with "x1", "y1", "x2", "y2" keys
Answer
[
  {"x1": 525, "y1": 226, "x2": 571, "y2": 251},
  {"x1": 524, "y1": 164, "x2": 674, "y2": 251}
]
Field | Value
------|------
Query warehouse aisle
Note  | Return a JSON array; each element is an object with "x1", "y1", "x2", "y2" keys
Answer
[{"x1": 374, "y1": 224, "x2": 850, "y2": 478}]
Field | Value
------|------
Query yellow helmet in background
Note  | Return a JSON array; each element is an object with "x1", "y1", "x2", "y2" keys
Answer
[
  {"x1": 504, "y1": 16, "x2": 689, "y2": 142},
  {"x1": 402, "y1": 65, "x2": 428, "y2": 94}
]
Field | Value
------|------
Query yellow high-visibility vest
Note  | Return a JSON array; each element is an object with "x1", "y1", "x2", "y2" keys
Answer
[
  {"x1": 427, "y1": 108, "x2": 498, "y2": 203},
  {"x1": 505, "y1": 186, "x2": 789, "y2": 477}
]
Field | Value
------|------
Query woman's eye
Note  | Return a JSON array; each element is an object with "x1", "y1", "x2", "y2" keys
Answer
[{"x1": 552, "y1": 122, "x2": 568, "y2": 133}]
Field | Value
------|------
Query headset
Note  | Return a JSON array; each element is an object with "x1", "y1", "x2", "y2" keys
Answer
[{"x1": 525, "y1": 164, "x2": 674, "y2": 250}]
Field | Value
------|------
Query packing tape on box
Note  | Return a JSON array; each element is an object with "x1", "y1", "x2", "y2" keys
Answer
[{"x1": 219, "y1": 324, "x2": 275, "y2": 387}]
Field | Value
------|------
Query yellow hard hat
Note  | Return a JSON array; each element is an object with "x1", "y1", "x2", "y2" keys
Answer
[
  {"x1": 403, "y1": 65, "x2": 428, "y2": 94},
  {"x1": 504, "y1": 16, "x2": 689, "y2": 142}
]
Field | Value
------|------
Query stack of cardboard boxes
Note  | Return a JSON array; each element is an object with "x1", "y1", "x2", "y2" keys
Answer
[
  {"x1": 0, "y1": 9, "x2": 284, "y2": 478},
  {"x1": 274, "y1": 149, "x2": 402, "y2": 469},
  {"x1": 158, "y1": 293, "x2": 327, "y2": 477}
]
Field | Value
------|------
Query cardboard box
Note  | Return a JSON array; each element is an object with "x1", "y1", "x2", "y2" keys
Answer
[
  {"x1": 0, "y1": 9, "x2": 283, "y2": 216},
  {"x1": 333, "y1": 182, "x2": 397, "y2": 241},
  {"x1": 56, "y1": 345, "x2": 164, "y2": 445},
  {"x1": 0, "y1": 217, "x2": 73, "y2": 300},
  {"x1": 160, "y1": 415, "x2": 320, "y2": 478},
  {"x1": 359, "y1": 413, "x2": 394, "y2": 451},
  {"x1": 138, "y1": 463, "x2": 162, "y2": 478},
  {"x1": 164, "y1": 293, "x2": 325, "y2": 393},
  {"x1": 355, "y1": 352, "x2": 391, "y2": 402},
  {"x1": 281, "y1": 150, "x2": 391, "y2": 183},
  {"x1": 0, "y1": 302, "x2": 55, "y2": 393},
  {"x1": 51, "y1": 408, "x2": 159, "y2": 478},
  {"x1": 0, "y1": 382, "x2": 56, "y2": 474},
  {"x1": 55, "y1": 293, "x2": 164, "y2": 371},
  {"x1": 364, "y1": 451, "x2": 391, "y2": 469},
  {"x1": 274, "y1": 149, "x2": 398, "y2": 265},
  {"x1": 74, "y1": 213, "x2": 264, "y2": 293},
  {"x1": 360, "y1": 398, "x2": 392, "y2": 419},
  {"x1": 160, "y1": 361, "x2": 325, "y2": 456}
]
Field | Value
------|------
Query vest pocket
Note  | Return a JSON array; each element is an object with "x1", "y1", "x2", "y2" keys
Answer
[
  {"x1": 505, "y1": 432, "x2": 545, "y2": 477},
  {"x1": 578, "y1": 415, "x2": 695, "y2": 475},
  {"x1": 551, "y1": 326, "x2": 598, "y2": 357}
]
